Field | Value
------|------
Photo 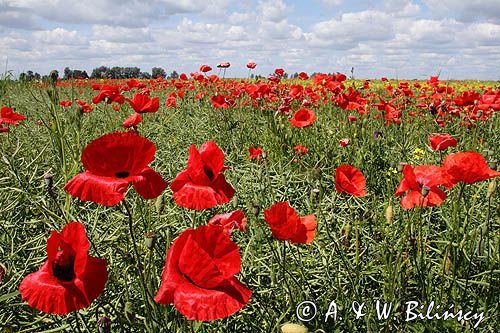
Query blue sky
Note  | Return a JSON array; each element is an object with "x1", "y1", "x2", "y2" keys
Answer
[{"x1": 1, "y1": 0, "x2": 499, "y2": 79}]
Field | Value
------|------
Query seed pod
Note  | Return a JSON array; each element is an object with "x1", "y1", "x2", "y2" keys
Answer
[
  {"x1": 144, "y1": 232, "x2": 157, "y2": 250},
  {"x1": 488, "y1": 159, "x2": 497, "y2": 171},
  {"x1": 487, "y1": 179, "x2": 497, "y2": 198},
  {"x1": 421, "y1": 186, "x2": 430, "y2": 197},
  {"x1": 281, "y1": 323, "x2": 308, "y2": 333},
  {"x1": 385, "y1": 204, "x2": 393, "y2": 225}
]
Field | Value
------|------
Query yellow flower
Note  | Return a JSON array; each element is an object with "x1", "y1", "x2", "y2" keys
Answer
[{"x1": 413, "y1": 148, "x2": 425, "y2": 160}]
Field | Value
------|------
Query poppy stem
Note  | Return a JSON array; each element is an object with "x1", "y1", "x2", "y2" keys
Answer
[
  {"x1": 73, "y1": 311, "x2": 83, "y2": 333},
  {"x1": 122, "y1": 199, "x2": 158, "y2": 331}
]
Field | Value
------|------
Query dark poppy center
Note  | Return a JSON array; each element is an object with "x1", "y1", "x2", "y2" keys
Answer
[
  {"x1": 204, "y1": 167, "x2": 214, "y2": 180},
  {"x1": 115, "y1": 171, "x2": 130, "y2": 178},
  {"x1": 52, "y1": 252, "x2": 75, "y2": 282}
]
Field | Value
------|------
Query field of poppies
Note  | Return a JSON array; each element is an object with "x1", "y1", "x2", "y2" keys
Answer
[{"x1": 0, "y1": 66, "x2": 499, "y2": 332}]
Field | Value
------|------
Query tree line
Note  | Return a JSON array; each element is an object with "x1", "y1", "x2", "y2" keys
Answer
[{"x1": 18, "y1": 67, "x2": 180, "y2": 81}]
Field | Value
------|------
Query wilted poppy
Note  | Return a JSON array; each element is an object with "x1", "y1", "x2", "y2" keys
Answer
[
  {"x1": 0, "y1": 106, "x2": 26, "y2": 126},
  {"x1": 64, "y1": 132, "x2": 168, "y2": 206},
  {"x1": 264, "y1": 202, "x2": 316, "y2": 244},
  {"x1": 394, "y1": 164, "x2": 451, "y2": 209},
  {"x1": 443, "y1": 151, "x2": 500, "y2": 185},
  {"x1": 126, "y1": 93, "x2": 159, "y2": 113},
  {"x1": 248, "y1": 147, "x2": 263, "y2": 160},
  {"x1": 289, "y1": 108, "x2": 316, "y2": 128},
  {"x1": 19, "y1": 222, "x2": 108, "y2": 315},
  {"x1": 170, "y1": 141, "x2": 235, "y2": 210},
  {"x1": 208, "y1": 210, "x2": 247, "y2": 235},
  {"x1": 335, "y1": 165, "x2": 367, "y2": 197},
  {"x1": 429, "y1": 134, "x2": 457, "y2": 151},
  {"x1": 154, "y1": 224, "x2": 252, "y2": 321}
]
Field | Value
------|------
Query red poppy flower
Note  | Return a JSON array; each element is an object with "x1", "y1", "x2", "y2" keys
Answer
[
  {"x1": 264, "y1": 202, "x2": 316, "y2": 244},
  {"x1": 92, "y1": 85, "x2": 125, "y2": 105},
  {"x1": 123, "y1": 113, "x2": 143, "y2": 128},
  {"x1": 429, "y1": 133, "x2": 457, "y2": 151},
  {"x1": 246, "y1": 62, "x2": 257, "y2": 69},
  {"x1": 294, "y1": 144, "x2": 308, "y2": 155},
  {"x1": 217, "y1": 62, "x2": 230, "y2": 68},
  {"x1": 211, "y1": 95, "x2": 235, "y2": 109},
  {"x1": 126, "y1": 93, "x2": 159, "y2": 113},
  {"x1": 64, "y1": 132, "x2": 168, "y2": 206},
  {"x1": 289, "y1": 108, "x2": 316, "y2": 128},
  {"x1": 348, "y1": 115, "x2": 357, "y2": 122},
  {"x1": 0, "y1": 106, "x2": 26, "y2": 126},
  {"x1": 248, "y1": 147, "x2": 263, "y2": 160},
  {"x1": 170, "y1": 141, "x2": 235, "y2": 210},
  {"x1": 200, "y1": 65, "x2": 212, "y2": 73},
  {"x1": 0, "y1": 125, "x2": 9, "y2": 133},
  {"x1": 19, "y1": 222, "x2": 107, "y2": 315},
  {"x1": 298, "y1": 72, "x2": 309, "y2": 80},
  {"x1": 208, "y1": 210, "x2": 247, "y2": 235},
  {"x1": 335, "y1": 165, "x2": 367, "y2": 197},
  {"x1": 154, "y1": 224, "x2": 251, "y2": 321},
  {"x1": 179, "y1": 73, "x2": 189, "y2": 80},
  {"x1": 443, "y1": 151, "x2": 500, "y2": 185},
  {"x1": 165, "y1": 92, "x2": 177, "y2": 108},
  {"x1": 59, "y1": 100, "x2": 72, "y2": 108},
  {"x1": 339, "y1": 138, "x2": 350, "y2": 147},
  {"x1": 76, "y1": 100, "x2": 93, "y2": 113},
  {"x1": 394, "y1": 164, "x2": 451, "y2": 209},
  {"x1": 274, "y1": 68, "x2": 285, "y2": 77}
]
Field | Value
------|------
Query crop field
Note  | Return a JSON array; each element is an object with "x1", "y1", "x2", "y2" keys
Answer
[{"x1": 0, "y1": 71, "x2": 499, "y2": 332}]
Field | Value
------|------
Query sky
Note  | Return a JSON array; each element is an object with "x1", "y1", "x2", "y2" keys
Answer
[{"x1": 0, "y1": 0, "x2": 499, "y2": 80}]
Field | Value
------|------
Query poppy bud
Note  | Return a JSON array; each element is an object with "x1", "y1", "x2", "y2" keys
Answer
[
  {"x1": 421, "y1": 186, "x2": 430, "y2": 197},
  {"x1": 261, "y1": 151, "x2": 267, "y2": 160},
  {"x1": 385, "y1": 204, "x2": 393, "y2": 224},
  {"x1": 144, "y1": 232, "x2": 157, "y2": 250},
  {"x1": 311, "y1": 188, "x2": 320, "y2": 203},
  {"x1": 443, "y1": 255, "x2": 452, "y2": 275},
  {"x1": 487, "y1": 179, "x2": 497, "y2": 198},
  {"x1": 281, "y1": 323, "x2": 308, "y2": 333},
  {"x1": 0, "y1": 263, "x2": 5, "y2": 285},
  {"x1": 125, "y1": 301, "x2": 134, "y2": 321},
  {"x1": 342, "y1": 224, "x2": 351, "y2": 248},
  {"x1": 232, "y1": 196, "x2": 239, "y2": 209},
  {"x1": 2, "y1": 325, "x2": 12, "y2": 333},
  {"x1": 155, "y1": 194, "x2": 164, "y2": 215},
  {"x1": 252, "y1": 202, "x2": 261, "y2": 217},
  {"x1": 97, "y1": 316, "x2": 111, "y2": 333},
  {"x1": 488, "y1": 159, "x2": 497, "y2": 171},
  {"x1": 44, "y1": 173, "x2": 56, "y2": 198},
  {"x1": 397, "y1": 162, "x2": 406, "y2": 173}
]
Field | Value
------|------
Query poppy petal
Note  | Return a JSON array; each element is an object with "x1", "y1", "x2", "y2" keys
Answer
[
  {"x1": 64, "y1": 172, "x2": 128, "y2": 206},
  {"x1": 133, "y1": 167, "x2": 168, "y2": 199}
]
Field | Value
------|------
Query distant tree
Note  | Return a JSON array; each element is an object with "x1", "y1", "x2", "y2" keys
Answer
[
  {"x1": 26, "y1": 70, "x2": 34, "y2": 81},
  {"x1": 49, "y1": 70, "x2": 59, "y2": 81},
  {"x1": 139, "y1": 72, "x2": 151, "y2": 79},
  {"x1": 63, "y1": 67, "x2": 73, "y2": 79},
  {"x1": 168, "y1": 70, "x2": 179, "y2": 79},
  {"x1": 34, "y1": 72, "x2": 41, "y2": 81},
  {"x1": 292, "y1": 72, "x2": 299, "y2": 79},
  {"x1": 152, "y1": 67, "x2": 166, "y2": 79},
  {"x1": 91, "y1": 66, "x2": 110, "y2": 79},
  {"x1": 19, "y1": 72, "x2": 26, "y2": 81}
]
